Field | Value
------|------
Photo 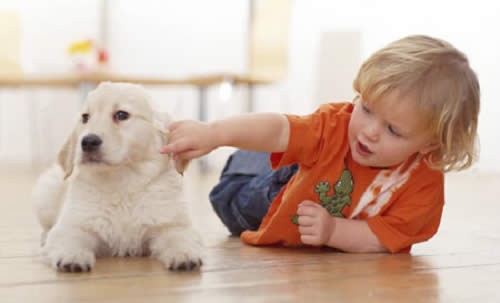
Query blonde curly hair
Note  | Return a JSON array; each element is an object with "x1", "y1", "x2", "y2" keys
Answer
[{"x1": 353, "y1": 35, "x2": 480, "y2": 172}]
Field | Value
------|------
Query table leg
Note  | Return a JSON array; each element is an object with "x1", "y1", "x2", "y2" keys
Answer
[
  {"x1": 0, "y1": 91, "x2": 2, "y2": 162},
  {"x1": 247, "y1": 83, "x2": 254, "y2": 112},
  {"x1": 79, "y1": 82, "x2": 95, "y2": 104},
  {"x1": 27, "y1": 88, "x2": 41, "y2": 170},
  {"x1": 197, "y1": 86, "x2": 209, "y2": 173}
]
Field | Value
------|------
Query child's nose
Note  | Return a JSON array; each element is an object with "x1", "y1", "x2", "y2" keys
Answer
[{"x1": 362, "y1": 121, "x2": 381, "y2": 141}]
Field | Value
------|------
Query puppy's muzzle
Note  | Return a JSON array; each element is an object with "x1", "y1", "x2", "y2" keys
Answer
[{"x1": 81, "y1": 134, "x2": 102, "y2": 153}]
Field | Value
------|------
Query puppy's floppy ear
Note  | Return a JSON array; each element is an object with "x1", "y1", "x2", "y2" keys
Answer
[
  {"x1": 174, "y1": 157, "x2": 190, "y2": 176},
  {"x1": 153, "y1": 112, "x2": 190, "y2": 176},
  {"x1": 57, "y1": 122, "x2": 79, "y2": 179}
]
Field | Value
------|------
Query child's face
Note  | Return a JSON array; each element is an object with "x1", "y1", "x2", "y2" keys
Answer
[{"x1": 348, "y1": 91, "x2": 438, "y2": 168}]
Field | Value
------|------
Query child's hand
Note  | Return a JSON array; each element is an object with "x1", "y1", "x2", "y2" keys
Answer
[
  {"x1": 297, "y1": 200, "x2": 336, "y2": 246},
  {"x1": 160, "y1": 120, "x2": 217, "y2": 160}
]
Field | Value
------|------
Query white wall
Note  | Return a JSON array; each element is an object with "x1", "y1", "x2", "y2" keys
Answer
[
  {"x1": 1, "y1": 0, "x2": 499, "y2": 173},
  {"x1": 108, "y1": 0, "x2": 247, "y2": 76},
  {"x1": 289, "y1": 0, "x2": 500, "y2": 173}
]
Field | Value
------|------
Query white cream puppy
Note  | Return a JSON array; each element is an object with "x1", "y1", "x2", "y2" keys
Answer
[{"x1": 32, "y1": 82, "x2": 203, "y2": 272}]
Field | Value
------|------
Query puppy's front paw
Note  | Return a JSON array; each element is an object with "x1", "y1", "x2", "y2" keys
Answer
[
  {"x1": 151, "y1": 227, "x2": 204, "y2": 271},
  {"x1": 156, "y1": 238, "x2": 204, "y2": 271},
  {"x1": 43, "y1": 246, "x2": 96, "y2": 273},
  {"x1": 57, "y1": 259, "x2": 93, "y2": 273},
  {"x1": 159, "y1": 249, "x2": 203, "y2": 271}
]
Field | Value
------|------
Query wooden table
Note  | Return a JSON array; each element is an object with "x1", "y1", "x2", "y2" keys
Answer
[
  {"x1": 0, "y1": 72, "x2": 278, "y2": 113},
  {"x1": 0, "y1": 72, "x2": 277, "y2": 87}
]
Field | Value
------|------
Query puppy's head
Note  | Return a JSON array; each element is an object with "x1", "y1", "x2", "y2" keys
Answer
[{"x1": 58, "y1": 82, "x2": 187, "y2": 178}]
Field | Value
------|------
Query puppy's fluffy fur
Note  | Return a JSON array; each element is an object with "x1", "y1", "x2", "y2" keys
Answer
[{"x1": 32, "y1": 82, "x2": 203, "y2": 272}]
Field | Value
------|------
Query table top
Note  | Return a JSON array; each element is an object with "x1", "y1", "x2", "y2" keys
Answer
[{"x1": 0, "y1": 72, "x2": 278, "y2": 87}]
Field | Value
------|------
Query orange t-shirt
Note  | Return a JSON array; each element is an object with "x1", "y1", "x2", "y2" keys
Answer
[{"x1": 240, "y1": 102, "x2": 444, "y2": 253}]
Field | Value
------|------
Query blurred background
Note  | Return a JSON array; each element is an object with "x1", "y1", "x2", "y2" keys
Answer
[{"x1": 0, "y1": 0, "x2": 499, "y2": 175}]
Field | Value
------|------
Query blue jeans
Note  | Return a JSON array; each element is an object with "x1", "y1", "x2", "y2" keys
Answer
[{"x1": 209, "y1": 150, "x2": 299, "y2": 236}]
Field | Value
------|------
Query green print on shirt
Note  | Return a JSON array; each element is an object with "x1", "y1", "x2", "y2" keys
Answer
[{"x1": 291, "y1": 169, "x2": 354, "y2": 225}]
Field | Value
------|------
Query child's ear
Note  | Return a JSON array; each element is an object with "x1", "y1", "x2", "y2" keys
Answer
[{"x1": 418, "y1": 140, "x2": 440, "y2": 155}]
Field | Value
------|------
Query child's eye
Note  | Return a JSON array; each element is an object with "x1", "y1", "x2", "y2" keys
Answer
[{"x1": 388, "y1": 125, "x2": 401, "y2": 137}]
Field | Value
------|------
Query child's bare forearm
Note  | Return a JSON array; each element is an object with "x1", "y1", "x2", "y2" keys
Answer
[
  {"x1": 211, "y1": 113, "x2": 289, "y2": 152},
  {"x1": 161, "y1": 113, "x2": 290, "y2": 161},
  {"x1": 326, "y1": 218, "x2": 388, "y2": 253}
]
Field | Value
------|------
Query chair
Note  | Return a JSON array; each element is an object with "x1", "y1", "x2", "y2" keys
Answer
[
  {"x1": 248, "y1": 0, "x2": 292, "y2": 81},
  {"x1": 226, "y1": 0, "x2": 293, "y2": 113},
  {"x1": 0, "y1": 11, "x2": 22, "y2": 76},
  {"x1": 0, "y1": 12, "x2": 40, "y2": 169}
]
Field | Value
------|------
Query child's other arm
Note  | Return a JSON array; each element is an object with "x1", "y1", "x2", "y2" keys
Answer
[
  {"x1": 297, "y1": 201, "x2": 388, "y2": 253},
  {"x1": 327, "y1": 217, "x2": 388, "y2": 253},
  {"x1": 160, "y1": 113, "x2": 290, "y2": 161}
]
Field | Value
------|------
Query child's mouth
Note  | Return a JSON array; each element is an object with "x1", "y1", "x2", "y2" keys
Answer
[{"x1": 357, "y1": 141, "x2": 373, "y2": 156}]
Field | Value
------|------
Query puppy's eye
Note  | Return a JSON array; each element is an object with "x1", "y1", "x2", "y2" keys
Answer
[
  {"x1": 82, "y1": 113, "x2": 90, "y2": 124},
  {"x1": 114, "y1": 111, "x2": 129, "y2": 121}
]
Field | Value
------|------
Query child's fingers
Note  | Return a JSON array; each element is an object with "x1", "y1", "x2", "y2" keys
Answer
[
  {"x1": 167, "y1": 120, "x2": 183, "y2": 131},
  {"x1": 160, "y1": 138, "x2": 193, "y2": 154},
  {"x1": 159, "y1": 145, "x2": 173, "y2": 154},
  {"x1": 297, "y1": 205, "x2": 315, "y2": 216},
  {"x1": 167, "y1": 128, "x2": 180, "y2": 142},
  {"x1": 175, "y1": 149, "x2": 207, "y2": 161},
  {"x1": 300, "y1": 235, "x2": 319, "y2": 246},
  {"x1": 299, "y1": 200, "x2": 317, "y2": 207},
  {"x1": 160, "y1": 143, "x2": 180, "y2": 154},
  {"x1": 298, "y1": 225, "x2": 315, "y2": 235},
  {"x1": 299, "y1": 201, "x2": 322, "y2": 211},
  {"x1": 297, "y1": 202, "x2": 322, "y2": 217},
  {"x1": 297, "y1": 215, "x2": 314, "y2": 226}
]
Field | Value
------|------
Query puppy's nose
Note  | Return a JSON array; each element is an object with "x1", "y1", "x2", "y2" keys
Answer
[{"x1": 81, "y1": 134, "x2": 102, "y2": 152}]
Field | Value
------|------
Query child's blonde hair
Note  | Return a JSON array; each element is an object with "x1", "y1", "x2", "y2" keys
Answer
[{"x1": 353, "y1": 35, "x2": 480, "y2": 172}]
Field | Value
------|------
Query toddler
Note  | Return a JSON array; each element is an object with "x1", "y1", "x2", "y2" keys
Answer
[{"x1": 161, "y1": 35, "x2": 480, "y2": 253}]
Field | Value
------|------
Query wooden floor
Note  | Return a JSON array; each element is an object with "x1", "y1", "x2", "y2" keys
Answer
[{"x1": 1, "y1": 165, "x2": 500, "y2": 303}]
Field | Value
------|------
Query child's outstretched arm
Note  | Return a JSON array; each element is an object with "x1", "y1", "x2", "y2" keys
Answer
[{"x1": 160, "y1": 113, "x2": 290, "y2": 161}]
